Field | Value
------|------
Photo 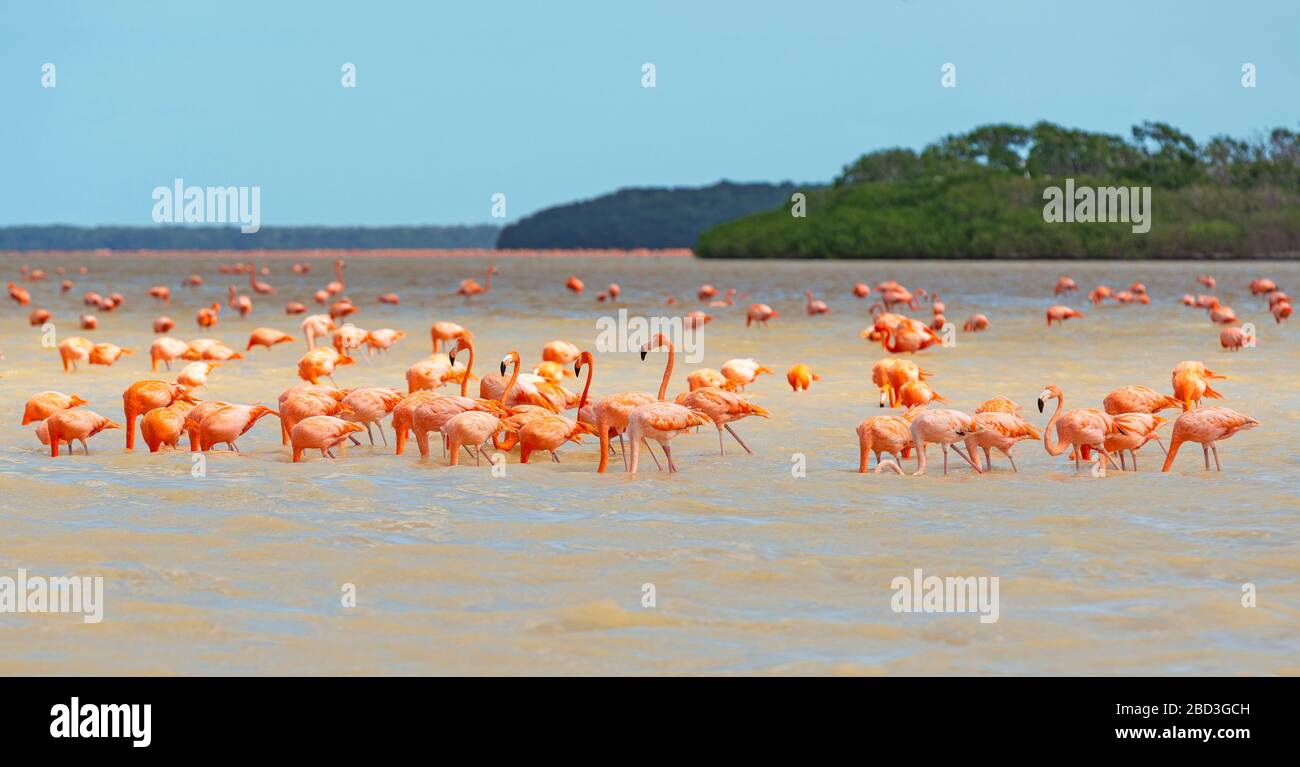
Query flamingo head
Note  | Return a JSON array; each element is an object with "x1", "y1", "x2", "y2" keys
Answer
[
  {"x1": 640, "y1": 333, "x2": 672, "y2": 359},
  {"x1": 499, "y1": 351, "x2": 520, "y2": 375},
  {"x1": 1038, "y1": 385, "x2": 1062, "y2": 413},
  {"x1": 878, "y1": 387, "x2": 891, "y2": 408},
  {"x1": 574, "y1": 350, "x2": 594, "y2": 377}
]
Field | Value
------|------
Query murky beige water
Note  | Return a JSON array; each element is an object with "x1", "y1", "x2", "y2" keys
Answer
[{"x1": 1, "y1": 253, "x2": 1296, "y2": 675}]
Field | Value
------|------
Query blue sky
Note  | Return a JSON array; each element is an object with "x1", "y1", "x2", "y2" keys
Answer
[{"x1": 2, "y1": 0, "x2": 1297, "y2": 227}]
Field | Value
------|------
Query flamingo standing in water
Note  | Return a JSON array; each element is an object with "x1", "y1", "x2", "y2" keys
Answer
[
  {"x1": 228, "y1": 285, "x2": 252, "y2": 317},
  {"x1": 1171, "y1": 360, "x2": 1225, "y2": 411},
  {"x1": 786, "y1": 363, "x2": 819, "y2": 391},
  {"x1": 1053, "y1": 276, "x2": 1078, "y2": 295},
  {"x1": 626, "y1": 335, "x2": 712, "y2": 474},
  {"x1": 1161, "y1": 406, "x2": 1259, "y2": 472},
  {"x1": 1038, "y1": 384, "x2": 1123, "y2": 475},
  {"x1": 516, "y1": 351, "x2": 600, "y2": 463},
  {"x1": 679, "y1": 384, "x2": 768, "y2": 457},
  {"x1": 805, "y1": 290, "x2": 830, "y2": 316},
  {"x1": 290, "y1": 415, "x2": 365, "y2": 462},
  {"x1": 459, "y1": 266, "x2": 497, "y2": 298},
  {"x1": 326, "y1": 260, "x2": 346, "y2": 295},
  {"x1": 746, "y1": 303, "x2": 778, "y2": 327},
  {"x1": 122, "y1": 380, "x2": 195, "y2": 450},
  {"x1": 249, "y1": 265, "x2": 275, "y2": 294},
  {"x1": 44, "y1": 409, "x2": 121, "y2": 456},
  {"x1": 1046, "y1": 305, "x2": 1083, "y2": 326},
  {"x1": 908, "y1": 409, "x2": 983, "y2": 476},
  {"x1": 856, "y1": 413, "x2": 915, "y2": 473},
  {"x1": 961, "y1": 411, "x2": 1040, "y2": 472}
]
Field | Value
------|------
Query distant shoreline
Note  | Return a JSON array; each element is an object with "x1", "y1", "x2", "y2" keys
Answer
[{"x1": 0, "y1": 248, "x2": 695, "y2": 259}]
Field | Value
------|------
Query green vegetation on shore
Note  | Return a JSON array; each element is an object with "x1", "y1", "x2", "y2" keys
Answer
[{"x1": 695, "y1": 122, "x2": 1300, "y2": 259}]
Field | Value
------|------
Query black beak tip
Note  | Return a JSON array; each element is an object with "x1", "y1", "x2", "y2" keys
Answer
[
  {"x1": 499, "y1": 362, "x2": 507, "y2": 375},
  {"x1": 1037, "y1": 399, "x2": 1045, "y2": 413},
  {"x1": 639, "y1": 350, "x2": 647, "y2": 361}
]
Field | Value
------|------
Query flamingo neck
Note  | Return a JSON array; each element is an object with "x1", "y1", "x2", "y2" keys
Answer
[
  {"x1": 459, "y1": 341, "x2": 475, "y2": 397},
  {"x1": 1043, "y1": 395, "x2": 1067, "y2": 456},
  {"x1": 577, "y1": 356, "x2": 594, "y2": 411},
  {"x1": 501, "y1": 355, "x2": 520, "y2": 403},
  {"x1": 657, "y1": 344, "x2": 674, "y2": 400}
]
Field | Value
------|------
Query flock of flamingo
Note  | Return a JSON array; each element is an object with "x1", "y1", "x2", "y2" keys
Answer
[{"x1": 5, "y1": 256, "x2": 1285, "y2": 477}]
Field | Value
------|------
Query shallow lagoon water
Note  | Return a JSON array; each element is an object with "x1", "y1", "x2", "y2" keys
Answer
[{"x1": 1, "y1": 253, "x2": 1296, "y2": 674}]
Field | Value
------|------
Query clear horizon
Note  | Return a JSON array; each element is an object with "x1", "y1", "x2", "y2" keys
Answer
[{"x1": 3, "y1": 0, "x2": 1297, "y2": 227}]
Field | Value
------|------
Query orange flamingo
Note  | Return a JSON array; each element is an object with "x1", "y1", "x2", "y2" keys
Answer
[
  {"x1": 1046, "y1": 305, "x2": 1083, "y2": 326},
  {"x1": 291, "y1": 415, "x2": 365, "y2": 462},
  {"x1": 140, "y1": 401, "x2": 195, "y2": 453},
  {"x1": 962, "y1": 314, "x2": 989, "y2": 332},
  {"x1": 430, "y1": 321, "x2": 470, "y2": 353},
  {"x1": 626, "y1": 335, "x2": 712, "y2": 473},
  {"x1": 248, "y1": 265, "x2": 275, "y2": 294},
  {"x1": 745, "y1": 303, "x2": 778, "y2": 327},
  {"x1": 1220, "y1": 326, "x2": 1253, "y2": 350},
  {"x1": 962, "y1": 412, "x2": 1041, "y2": 472},
  {"x1": 443, "y1": 410, "x2": 515, "y2": 466},
  {"x1": 297, "y1": 347, "x2": 354, "y2": 386},
  {"x1": 44, "y1": 409, "x2": 121, "y2": 456},
  {"x1": 805, "y1": 290, "x2": 830, "y2": 316},
  {"x1": 679, "y1": 386, "x2": 768, "y2": 456},
  {"x1": 247, "y1": 327, "x2": 296, "y2": 351},
  {"x1": 1102, "y1": 385, "x2": 1181, "y2": 415},
  {"x1": 197, "y1": 302, "x2": 221, "y2": 328},
  {"x1": 228, "y1": 285, "x2": 252, "y2": 317},
  {"x1": 872, "y1": 358, "x2": 930, "y2": 407},
  {"x1": 1038, "y1": 384, "x2": 1122, "y2": 475},
  {"x1": 1104, "y1": 412, "x2": 1167, "y2": 471},
  {"x1": 197, "y1": 404, "x2": 279, "y2": 451},
  {"x1": 786, "y1": 363, "x2": 819, "y2": 391},
  {"x1": 856, "y1": 413, "x2": 914, "y2": 472},
  {"x1": 720, "y1": 358, "x2": 773, "y2": 390},
  {"x1": 908, "y1": 409, "x2": 983, "y2": 476},
  {"x1": 122, "y1": 380, "x2": 195, "y2": 450},
  {"x1": 1171, "y1": 361, "x2": 1225, "y2": 411},
  {"x1": 458, "y1": 266, "x2": 497, "y2": 297},
  {"x1": 1053, "y1": 276, "x2": 1078, "y2": 295},
  {"x1": 22, "y1": 391, "x2": 87, "y2": 424},
  {"x1": 1161, "y1": 407, "x2": 1259, "y2": 472}
]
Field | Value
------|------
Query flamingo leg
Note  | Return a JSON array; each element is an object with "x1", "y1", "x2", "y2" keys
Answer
[
  {"x1": 1074, "y1": 448, "x2": 1081, "y2": 471},
  {"x1": 551, "y1": 451, "x2": 560, "y2": 463},
  {"x1": 983, "y1": 446, "x2": 992, "y2": 469},
  {"x1": 349, "y1": 434, "x2": 362, "y2": 446},
  {"x1": 326, "y1": 448, "x2": 336, "y2": 458},
  {"x1": 378, "y1": 423, "x2": 388, "y2": 446},
  {"x1": 618, "y1": 433, "x2": 628, "y2": 470},
  {"x1": 1211, "y1": 443, "x2": 1221, "y2": 471},
  {"x1": 82, "y1": 440, "x2": 90, "y2": 456},
  {"x1": 366, "y1": 423, "x2": 375, "y2": 445},
  {"x1": 1006, "y1": 450, "x2": 1018, "y2": 473},
  {"x1": 1130, "y1": 450, "x2": 1138, "y2": 472},
  {"x1": 724, "y1": 424, "x2": 753, "y2": 455},
  {"x1": 949, "y1": 443, "x2": 982, "y2": 473},
  {"x1": 1120, "y1": 452, "x2": 1127, "y2": 471},
  {"x1": 1203, "y1": 444, "x2": 1211, "y2": 470},
  {"x1": 718, "y1": 427, "x2": 726, "y2": 456},
  {"x1": 663, "y1": 442, "x2": 677, "y2": 473},
  {"x1": 942, "y1": 444, "x2": 949, "y2": 475},
  {"x1": 642, "y1": 439, "x2": 664, "y2": 471}
]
